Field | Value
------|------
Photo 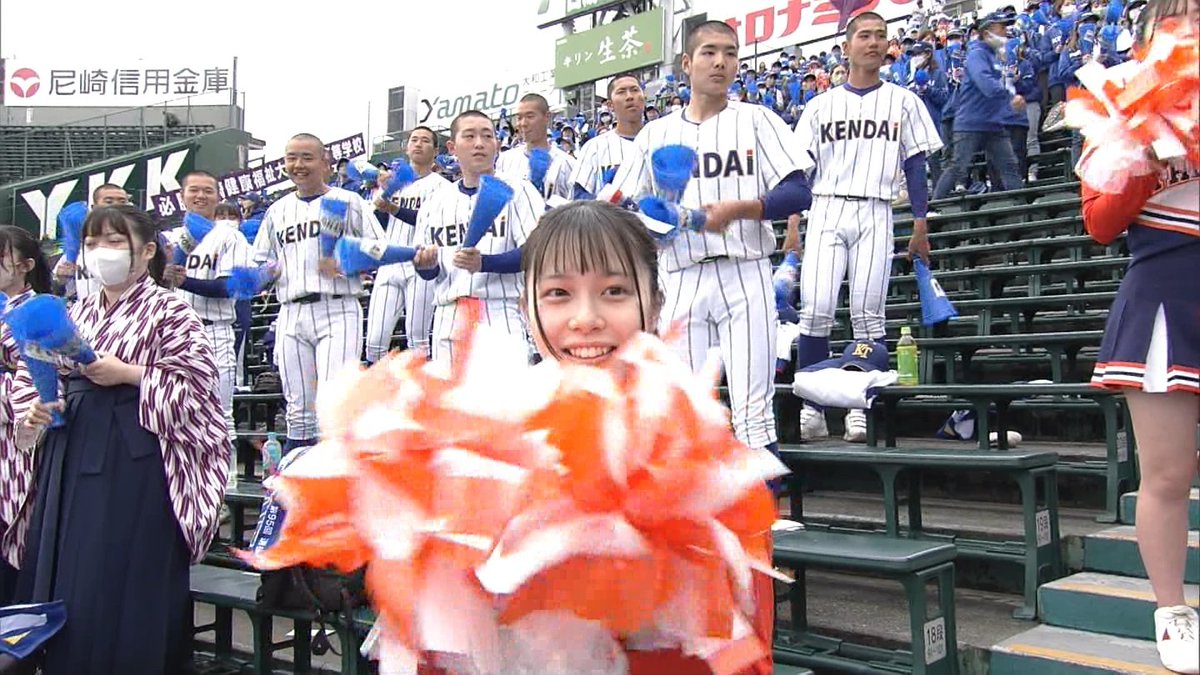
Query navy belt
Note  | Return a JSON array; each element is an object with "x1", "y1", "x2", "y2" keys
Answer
[
  {"x1": 698, "y1": 255, "x2": 729, "y2": 264},
  {"x1": 288, "y1": 293, "x2": 348, "y2": 305}
]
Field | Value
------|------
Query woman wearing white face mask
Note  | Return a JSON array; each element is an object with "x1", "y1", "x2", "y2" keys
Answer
[{"x1": 11, "y1": 205, "x2": 228, "y2": 675}]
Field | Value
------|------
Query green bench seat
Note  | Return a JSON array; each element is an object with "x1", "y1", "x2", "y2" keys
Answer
[
  {"x1": 825, "y1": 330, "x2": 1103, "y2": 384},
  {"x1": 779, "y1": 444, "x2": 1064, "y2": 619},
  {"x1": 772, "y1": 529, "x2": 958, "y2": 674},
  {"x1": 868, "y1": 384, "x2": 1135, "y2": 521},
  {"x1": 190, "y1": 564, "x2": 317, "y2": 675}
]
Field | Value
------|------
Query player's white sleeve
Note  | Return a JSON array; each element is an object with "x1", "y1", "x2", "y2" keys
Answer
[
  {"x1": 756, "y1": 107, "x2": 815, "y2": 189},
  {"x1": 253, "y1": 209, "x2": 275, "y2": 264},
  {"x1": 347, "y1": 198, "x2": 387, "y2": 239},
  {"x1": 609, "y1": 130, "x2": 652, "y2": 200},
  {"x1": 900, "y1": 93, "x2": 945, "y2": 159},
  {"x1": 415, "y1": 201, "x2": 447, "y2": 284},
  {"x1": 793, "y1": 102, "x2": 821, "y2": 163},
  {"x1": 511, "y1": 183, "x2": 546, "y2": 245},
  {"x1": 569, "y1": 140, "x2": 599, "y2": 196},
  {"x1": 218, "y1": 230, "x2": 255, "y2": 275},
  {"x1": 552, "y1": 155, "x2": 576, "y2": 200}
]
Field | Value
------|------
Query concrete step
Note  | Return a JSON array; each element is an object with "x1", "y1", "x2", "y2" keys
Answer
[
  {"x1": 991, "y1": 625, "x2": 1171, "y2": 674},
  {"x1": 773, "y1": 665, "x2": 813, "y2": 675},
  {"x1": 1120, "y1": 489, "x2": 1200, "y2": 530},
  {"x1": 1039, "y1": 572, "x2": 1200, "y2": 640},
  {"x1": 1084, "y1": 526, "x2": 1200, "y2": 583}
]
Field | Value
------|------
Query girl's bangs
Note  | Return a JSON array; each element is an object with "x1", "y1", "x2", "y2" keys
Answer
[{"x1": 536, "y1": 215, "x2": 636, "y2": 281}]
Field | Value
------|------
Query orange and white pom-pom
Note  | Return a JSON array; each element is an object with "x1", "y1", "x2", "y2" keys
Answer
[
  {"x1": 240, "y1": 321, "x2": 787, "y2": 675},
  {"x1": 1066, "y1": 19, "x2": 1199, "y2": 193}
]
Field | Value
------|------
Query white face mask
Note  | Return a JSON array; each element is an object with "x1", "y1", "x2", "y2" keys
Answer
[
  {"x1": 1061, "y1": 3, "x2": 1077, "y2": 15},
  {"x1": 83, "y1": 247, "x2": 134, "y2": 287},
  {"x1": 985, "y1": 32, "x2": 1008, "y2": 49},
  {"x1": 214, "y1": 219, "x2": 238, "y2": 230},
  {"x1": 912, "y1": 54, "x2": 929, "y2": 68}
]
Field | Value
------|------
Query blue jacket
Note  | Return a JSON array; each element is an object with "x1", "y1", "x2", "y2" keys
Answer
[
  {"x1": 1044, "y1": 19, "x2": 1075, "y2": 87},
  {"x1": 954, "y1": 40, "x2": 1014, "y2": 134},
  {"x1": 1016, "y1": 57, "x2": 1041, "y2": 101},
  {"x1": 911, "y1": 68, "x2": 950, "y2": 130},
  {"x1": 1057, "y1": 46, "x2": 1085, "y2": 87}
]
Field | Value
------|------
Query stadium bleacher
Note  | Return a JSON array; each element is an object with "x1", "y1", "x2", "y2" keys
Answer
[
  {"x1": 184, "y1": 126, "x2": 1197, "y2": 675},
  {"x1": 0, "y1": 124, "x2": 215, "y2": 185}
]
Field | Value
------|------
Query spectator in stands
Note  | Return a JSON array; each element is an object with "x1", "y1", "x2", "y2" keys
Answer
[
  {"x1": 0, "y1": 224, "x2": 52, "y2": 605},
  {"x1": 14, "y1": 205, "x2": 228, "y2": 675},
  {"x1": 907, "y1": 42, "x2": 951, "y2": 185},
  {"x1": 645, "y1": 105, "x2": 660, "y2": 121},
  {"x1": 932, "y1": 12, "x2": 1024, "y2": 200},
  {"x1": 92, "y1": 183, "x2": 129, "y2": 207},
  {"x1": 995, "y1": 37, "x2": 1033, "y2": 187}
]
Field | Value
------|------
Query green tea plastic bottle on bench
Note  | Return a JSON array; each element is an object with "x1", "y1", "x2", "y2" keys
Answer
[{"x1": 897, "y1": 326, "x2": 919, "y2": 386}]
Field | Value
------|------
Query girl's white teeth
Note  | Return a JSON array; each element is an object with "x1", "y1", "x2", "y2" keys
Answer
[{"x1": 568, "y1": 346, "x2": 613, "y2": 359}]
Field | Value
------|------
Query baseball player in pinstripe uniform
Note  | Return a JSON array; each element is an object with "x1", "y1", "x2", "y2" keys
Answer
[
  {"x1": 568, "y1": 73, "x2": 645, "y2": 199},
  {"x1": 609, "y1": 20, "x2": 814, "y2": 458},
  {"x1": 496, "y1": 93, "x2": 576, "y2": 202},
  {"x1": 162, "y1": 170, "x2": 256, "y2": 482},
  {"x1": 53, "y1": 183, "x2": 129, "y2": 303},
  {"x1": 365, "y1": 126, "x2": 449, "y2": 362},
  {"x1": 412, "y1": 110, "x2": 545, "y2": 364},
  {"x1": 792, "y1": 11, "x2": 942, "y2": 441},
  {"x1": 253, "y1": 133, "x2": 386, "y2": 453}
]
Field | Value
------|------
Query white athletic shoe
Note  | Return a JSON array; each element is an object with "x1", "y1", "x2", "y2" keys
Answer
[
  {"x1": 843, "y1": 409, "x2": 868, "y2": 443},
  {"x1": 925, "y1": 209, "x2": 940, "y2": 219},
  {"x1": 799, "y1": 405, "x2": 829, "y2": 440},
  {"x1": 988, "y1": 430, "x2": 1024, "y2": 448},
  {"x1": 1154, "y1": 605, "x2": 1199, "y2": 674}
]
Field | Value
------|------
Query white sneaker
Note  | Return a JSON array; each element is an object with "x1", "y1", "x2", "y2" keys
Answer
[
  {"x1": 1154, "y1": 605, "x2": 1199, "y2": 674},
  {"x1": 844, "y1": 409, "x2": 868, "y2": 443},
  {"x1": 925, "y1": 209, "x2": 940, "y2": 219},
  {"x1": 799, "y1": 405, "x2": 829, "y2": 440},
  {"x1": 1027, "y1": 168, "x2": 1039, "y2": 183},
  {"x1": 988, "y1": 430, "x2": 1023, "y2": 448}
]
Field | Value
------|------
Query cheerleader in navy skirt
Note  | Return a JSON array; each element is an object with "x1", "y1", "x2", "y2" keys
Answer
[
  {"x1": 13, "y1": 206, "x2": 229, "y2": 675},
  {"x1": 1082, "y1": 60, "x2": 1199, "y2": 672}
]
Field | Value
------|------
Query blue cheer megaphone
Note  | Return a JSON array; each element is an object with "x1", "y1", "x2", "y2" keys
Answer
[
  {"x1": 335, "y1": 237, "x2": 418, "y2": 275},
  {"x1": 914, "y1": 258, "x2": 958, "y2": 326}
]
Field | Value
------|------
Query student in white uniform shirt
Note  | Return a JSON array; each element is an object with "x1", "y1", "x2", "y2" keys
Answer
[
  {"x1": 569, "y1": 73, "x2": 646, "y2": 200},
  {"x1": 496, "y1": 93, "x2": 575, "y2": 202},
  {"x1": 162, "y1": 170, "x2": 256, "y2": 486}
]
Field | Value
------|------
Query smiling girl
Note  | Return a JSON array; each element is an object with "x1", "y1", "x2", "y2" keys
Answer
[{"x1": 521, "y1": 200, "x2": 776, "y2": 675}]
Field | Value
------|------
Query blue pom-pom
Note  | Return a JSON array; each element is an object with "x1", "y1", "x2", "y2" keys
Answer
[
  {"x1": 463, "y1": 175, "x2": 515, "y2": 249},
  {"x1": 528, "y1": 147, "x2": 552, "y2": 190},
  {"x1": 227, "y1": 265, "x2": 273, "y2": 300},
  {"x1": 637, "y1": 196, "x2": 706, "y2": 233},
  {"x1": 6, "y1": 294, "x2": 96, "y2": 365},
  {"x1": 639, "y1": 196, "x2": 678, "y2": 227},
  {"x1": 172, "y1": 211, "x2": 217, "y2": 265},
  {"x1": 915, "y1": 69, "x2": 930, "y2": 86},
  {"x1": 240, "y1": 218, "x2": 263, "y2": 243},
  {"x1": 601, "y1": 167, "x2": 618, "y2": 187},
  {"x1": 346, "y1": 160, "x2": 380, "y2": 187},
  {"x1": 336, "y1": 236, "x2": 418, "y2": 275},
  {"x1": 650, "y1": 145, "x2": 697, "y2": 199},
  {"x1": 381, "y1": 160, "x2": 417, "y2": 199},
  {"x1": 57, "y1": 201, "x2": 89, "y2": 264}
]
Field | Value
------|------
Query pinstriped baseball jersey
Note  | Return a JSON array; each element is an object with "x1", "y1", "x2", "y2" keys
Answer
[
  {"x1": 71, "y1": 267, "x2": 102, "y2": 302},
  {"x1": 496, "y1": 143, "x2": 576, "y2": 200},
  {"x1": 253, "y1": 186, "x2": 385, "y2": 302},
  {"x1": 178, "y1": 223, "x2": 255, "y2": 322},
  {"x1": 376, "y1": 172, "x2": 451, "y2": 286},
  {"x1": 794, "y1": 83, "x2": 943, "y2": 200},
  {"x1": 569, "y1": 129, "x2": 636, "y2": 196},
  {"x1": 610, "y1": 101, "x2": 813, "y2": 273},
  {"x1": 416, "y1": 176, "x2": 544, "y2": 306}
]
